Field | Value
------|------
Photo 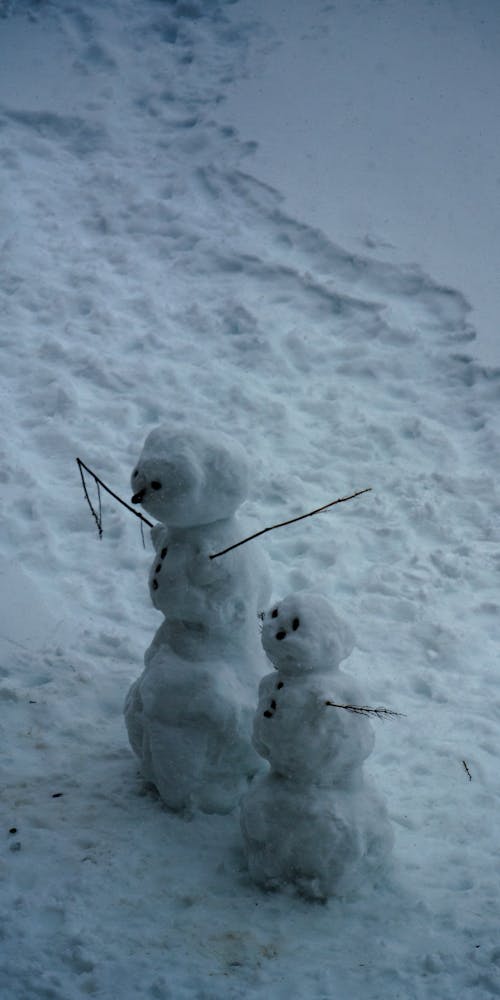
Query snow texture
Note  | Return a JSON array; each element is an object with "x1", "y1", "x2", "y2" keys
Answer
[
  {"x1": 241, "y1": 593, "x2": 393, "y2": 898},
  {"x1": 124, "y1": 425, "x2": 270, "y2": 812},
  {"x1": 1, "y1": 0, "x2": 500, "y2": 997}
]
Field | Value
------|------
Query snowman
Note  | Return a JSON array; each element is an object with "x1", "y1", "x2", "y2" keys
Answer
[
  {"x1": 240, "y1": 592, "x2": 393, "y2": 899},
  {"x1": 124, "y1": 425, "x2": 271, "y2": 814}
]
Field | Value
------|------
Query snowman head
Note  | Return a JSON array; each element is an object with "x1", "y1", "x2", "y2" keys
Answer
[
  {"x1": 130, "y1": 426, "x2": 249, "y2": 526},
  {"x1": 261, "y1": 591, "x2": 355, "y2": 676}
]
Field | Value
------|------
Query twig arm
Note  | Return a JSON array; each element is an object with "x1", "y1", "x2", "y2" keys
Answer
[
  {"x1": 209, "y1": 487, "x2": 372, "y2": 560},
  {"x1": 76, "y1": 460, "x2": 371, "y2": 556},
  {"x1": 325, "y1": 701, "x2": 404, "y2": 720},
  {"x1": 77, "y1": 459, "x2": 103, "y2": 538},
  {"x1": 76, "y1": 458, "x2": 154, "y2": 530}
]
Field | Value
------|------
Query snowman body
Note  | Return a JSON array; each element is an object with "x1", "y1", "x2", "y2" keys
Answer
[
  {"x1": 124, "y1": 426, "x2": 270, "y2": 813},
  {"x1": 240, "y1": 592, "x2": 393, "y2": 898}
]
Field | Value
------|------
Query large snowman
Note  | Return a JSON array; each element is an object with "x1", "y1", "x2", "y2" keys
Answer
[
  {"x1": 240, "y1": 592, "x2": 393, "y2": 899},
  {"x1": 124, "y1": 425, "x2": 271, "y2": 814}
]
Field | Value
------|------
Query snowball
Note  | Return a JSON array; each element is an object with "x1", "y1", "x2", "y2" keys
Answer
[
  {"x1": 130, "y1": 425, "x2": 250, "y2": 527},
  {"x1": 261, "y1": 591, "x2": 355, "y2": 675},
  {"x1": 144, "y1": 518, "x2": 270, "y2": 636},
  {"x1": 252, "y1": 670, "x2": 375, "y2": 784},
  {"x1": 125, "y1": 644, "x2": 262, "y2": 814},
  {"x1": 241, "y1": 771, "x2": 393, "y2": 900}
]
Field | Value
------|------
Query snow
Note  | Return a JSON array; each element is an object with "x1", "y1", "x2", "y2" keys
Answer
[
  {"x1": 1, "y1": 0, "x2": 499, "y2": 997},
  {"x1": 124, "y1": 425, "x2": 270, "y2": 813},
  {"x1": 254, "y1": 593, "x2": 372, "y2": 784},
  {"x1": 241, "y1": 593, "x2": 393, "y2": 899},
  {"x1": 221, "y1": 0, "x2": 500, "y2": 368},
  {"x1": 130, "y1": 426, "x2": 251, "y2": 527}
]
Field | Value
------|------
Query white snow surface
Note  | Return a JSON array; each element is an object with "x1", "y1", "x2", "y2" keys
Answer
[
  {"x1": 221, "y1": 0, "x2": 500, "y2": 368},
  {"x1": 1, "y1": 1, "x2": 499, "y2": 998}
]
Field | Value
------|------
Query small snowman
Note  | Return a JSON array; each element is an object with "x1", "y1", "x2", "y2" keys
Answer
[
  {"x1": 240, "y1": 592, "x2": 393, "y2": 899},
  {"x1": 124, "y1": 425, "x2": 271, "y2": 814}
]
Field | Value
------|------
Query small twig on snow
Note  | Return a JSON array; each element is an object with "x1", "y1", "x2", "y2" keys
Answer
[
  {"x1": 209, "y1": 487, "x2": 372, "y2": 560},
  {"x1": 462, "y1": 759, "x2": 472, "y2": 782},
  {"x1": 325, "y1": 701, "x2": 404, "y2": 720}
]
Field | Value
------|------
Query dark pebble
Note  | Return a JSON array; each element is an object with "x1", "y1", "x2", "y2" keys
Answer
[
  {"x1": 276, "y1": 682, "x2": 284, "y2": 689},
  {"x1": 160, "y1": 547, "x2": 168, "y2": 559},
  {"x1": 263, "y1": 710, "x2": 273, "y2": 718},
  {"x1": 155, "y1": 564, "x2": 162, "y2": 573},
  {"x1": 52, "y1": 792, "x2": 63, "y2": 798},
  {"x1": 9, "y1": 827, "x2": 17, "y2": 834}
]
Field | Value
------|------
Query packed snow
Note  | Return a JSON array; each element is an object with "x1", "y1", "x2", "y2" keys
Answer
[
  {"x1": 1, "y1": 1, "x2": 499, "y2": 999},
  {"x1": 241, "y1": 592, "x2": 393, "y2": 899},
  {"x1": 124, "y1": 425, "x2": 270, "y2": 814}
]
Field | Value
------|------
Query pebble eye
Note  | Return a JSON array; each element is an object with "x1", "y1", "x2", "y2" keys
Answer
[
  {"x1": 151, "y1": 481, "x2": 162, "y2": 490},
  {"x1": 271, "y1": 608, "x2": 278, "y2": 619},
  {"x1": 133, "y1": 469, "x2": 139, "y2": 478},
  {"x1": 276, "y1": 630, "x2": 286, "y2": 641},
  {"x1": 292, "y1": 618, "x2": 300, "y2": 631}
]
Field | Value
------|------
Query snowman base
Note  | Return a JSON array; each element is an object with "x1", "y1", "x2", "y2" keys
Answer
[
  {"x1": 240, "y1": 771, "x2": 393, "y2": 900},
  {"x1": 125, "y1": 643, "x2": 263, "y2": 815}
]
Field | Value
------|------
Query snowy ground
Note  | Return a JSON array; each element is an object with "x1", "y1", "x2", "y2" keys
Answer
[
  {"x1": 1, "y1": 1, "x2": 499, "y2": 998},
  {"x1": 221, "y1": 0, "x2": 500, "y2": 368}
]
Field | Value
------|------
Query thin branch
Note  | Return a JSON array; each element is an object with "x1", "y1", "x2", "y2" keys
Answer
[
  {"x1": 76, "y1": 461, "x2": 372, "y2": 559},
  {"x1": 325, "y1": 701, "x2": 404, "y2": 720},
  {"x1": 209, "y1": 487, "x2": 372, "y2": 560},
  {"x1": 97, "y1": 478, "x2": 102, "y2": 533},
  {"x1": 76, "y1": 458, "x2": 154, "y2": 537},
  {"x1": 462, "y1": 759, "x2": 472, "y2": 782},
  {"x1": 77, "y1": 457, "x2": 103, "y2": 538}
]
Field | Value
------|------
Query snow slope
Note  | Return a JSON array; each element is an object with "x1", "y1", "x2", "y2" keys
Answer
[
  {"x1": 221, "y1": 0, "x2": 500, "y2": 367},
  {"x1": 1, "y1": 1, "x2": 499, "y2": 998}
]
